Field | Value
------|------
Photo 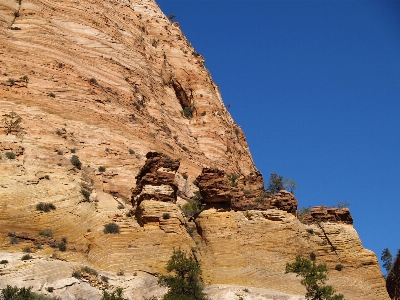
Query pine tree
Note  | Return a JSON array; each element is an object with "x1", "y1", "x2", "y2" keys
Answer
[
  {"x1": 285, "y1": 254, "x2": 344, "y2": 300},
  {"x1": 158, "y1": 249, "x2": 206, "y2": 300},
  {"x1": 381, "y1": 248, "x2": 393, "y2": 276}
]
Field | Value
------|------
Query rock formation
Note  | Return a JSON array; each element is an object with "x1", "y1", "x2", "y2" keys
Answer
[
  {"x1": 301, "y1": 206, "x2": 354, "y2": 225},
  {"x1": 0, "y1": 0, "x2": 390, "y2": 299}
]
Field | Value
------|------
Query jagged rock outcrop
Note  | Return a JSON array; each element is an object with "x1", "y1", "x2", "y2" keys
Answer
[
  {"x1": 302, "y1": 206, "x2": 354, "y2": 224},
  {"x1": 196, "y1": 168, "x2": 232, "y2": 204},
  {"x1": 131, "y1": 152, "x2": 180, "y2": 205},
  {"x1": 387, "y1": 251, "x2": 400, "y2": 300},
  {"x1": 196, "y1": 168, "x2": 298, "y2": 214}
]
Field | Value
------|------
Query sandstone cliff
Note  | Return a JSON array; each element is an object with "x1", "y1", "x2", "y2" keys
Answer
[{"x1": 0, "y1": 0, "x2": 389, "y2": 299}]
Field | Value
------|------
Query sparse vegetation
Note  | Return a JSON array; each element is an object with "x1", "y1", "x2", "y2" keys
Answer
[
  {"x1": 23, "y1": 247, "x2": 31, "y2": 253},
  {"x1": 36, "y1": 202, "x2": 56, "y2": 212},
  {"x1": 182, "y1": 106, "x2": 194, "y2": 119},
  {"x1": 227, "y1": 173, "x2": 239, "y2": 187},
  {"x1": 267, "y1": 172, "x2": 297, "y2": 194},
  {"x1": 80, "y1": 187, "x2": 91, "y2": 201},
  {"x1": 162, "y1": 213, "x2": 170, "y2": 220},
  {"x1": 285, "y1": 253, "x2": 344, "y2": 300},
  {"x1": 2, "y1": 111, "x2": 22, "y2": 135},
  {"x1": 38, "y1": 229, "x2": 53, "y2": 238},
  {"x1": 243, "y1": 210, "x2": 253, "y2": 219},
  {"x1": 5, "y1": 152, "x2": 15, "y2": 159},
  {"x1": 158, "y1": 248, "x2": 206, "y2": 300},
  {"x1": 101, "y1": 288, "x2": 128, "y2": 300},
  {"x1": 0, "y1": 285, "x2": 61, "y2": 300},
  {"x1": 181, "y1": 191, "x2": 202, "y2": 217},
  {"x1": 128, "y1": 149, "x2": 135, "y2": 155},
  {"x1": 335, "y1": 264, "x2": 343, "y2": 271},
  {"x1": 98, "y1": 166, "x2": 106, "y2": 172},
  {"x1": 58, "y1": 242, "x2": 67, "y2": 252},
  {"x1": 103, "y1": 222, "x2": 120, "y2": 234},
  {"x1": 298, "y1": 207, "x2": 311, "y2": 223},
  {"x1": 70, "y1": 155, "x2": 82, "y2": 169},
  {"x1": 21, "y1": 254, "x2": 33, "y2": 261}
]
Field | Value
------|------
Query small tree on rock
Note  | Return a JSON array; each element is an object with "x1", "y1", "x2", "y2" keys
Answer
[
  {"x1": 285, "y1": 253, "x2": 344, "y2": 300},
  {"x1": 2, "y1": 111, "x2": 22, "y2": 135},
  {"x1": 158, "y1": 249, "x2": 206, "y2": 300}
]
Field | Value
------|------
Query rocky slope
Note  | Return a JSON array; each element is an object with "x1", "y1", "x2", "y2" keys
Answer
[{"x1": 0, "y1": 0, "x2": 389, "y2": 299}]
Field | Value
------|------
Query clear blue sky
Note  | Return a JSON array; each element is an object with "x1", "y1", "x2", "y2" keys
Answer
[{"x1": 156, "y1": 0, "x2": 400, "y2": 273}]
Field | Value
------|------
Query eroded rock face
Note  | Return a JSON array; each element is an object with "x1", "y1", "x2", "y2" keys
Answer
[
  {"x1": 131, "y1": 152, "x2": 180, "y2": 205},
  {"x1": 302, "y1": 206, "x2": 353, "y2": 225},
  {"x1": 196, "y1": 168, "x2": 231, "y2": 203},
  {"x1": 387, "y1": 252, "x2": 400, "y2": 300},
  {"x1": 195, "y1": 209, "x2": 389, "y2": 300},
  {"x1": 196, "y1": 168, "x2": 298, "y2": 214}
]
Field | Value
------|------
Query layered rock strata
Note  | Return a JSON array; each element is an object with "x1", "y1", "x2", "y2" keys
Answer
[
  {"x1": 302, "y1": 206, "x2": 354, "y2": 225},
  {"x1": 195, "y1": 168, "x2": 298, "y2": 214},
  {"x1": 0, "y1": 0, "x2": 390, "y2": 299}
]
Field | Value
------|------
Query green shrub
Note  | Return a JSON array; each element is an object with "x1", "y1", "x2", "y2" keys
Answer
[
  {"x1": 70, "y1": 155, "x2": 82, "y2": 169},
  {"x1": 58, "y1": 242, "x2": 67, "y2": 252},
  {"x1": 335, "y1": 264, "x2": 343, "y2": 271},
  {"x1": 128, "y1": 149, "x2": 135, "y2": 154},
  {"x1": 81, "y1": 188, "x2": 91, "y2": 201},
  {"x1": 5, "y1": 152, "x2": 15, "y2": 159},
  {"x1": 10, "y1": 237, "x2": 19, "y2": 244},
  {"x1": 101, "y1": 288, "x2": 128, "y2": 300},
  {"x1": 306, "y1": 228, "x2": 314, "y2": 234},
  {"x1": 36, "y1": 202, "x2": 56, "y2": 212},
  {"x1": 49, "y1": 92, "x2": 55, "y2": 98},
  {"x1": 0, "y1": 285, "x2": 61, "y2": 300},
  {"x1": 162, "y1": 213, "x2": 170, "y2": 220},
  {"x1": 103, "y1": 223, "x2": 120, "y2": 234},
  {"x1": 39, "y1": 229, "x2": 53, "y2": 237},
  {"x1": 181, "y1": 106, "x2": 194, "y2": 119},
  {"x1": 21, "y1": 254, "x2": 33, "y2": 261},
  {"x1": 98, "y1": 166, "x2": 106, "y2": 172},
  {"x1": 89, "y1": 78, "x2": 98, "y2": 85},
  {"x1": 227, "y1": 173, "x2": 239, "y2": 187},
  {"x1": 0, "y1": 259, "x2": 9, "y2": 264},
  {"x1": 81, "y1": 266, "x2": 98, "y2": 276}
]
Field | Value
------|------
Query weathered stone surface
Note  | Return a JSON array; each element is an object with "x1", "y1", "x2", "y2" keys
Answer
[
  {"x1": 196, "y1": 168, "x2": 231, "y2": 203},
  {"x1": 131, "y1": 152, "x2": 180, "y2": 205},
  {"x1": 195, "y1": 209, "x2": 389, "y2": 300},
  {"x1": 0, "y1": 0, "x2": 389, "y2": 298},
  {"x1": 302, "y1": 206, "x2": 354, "y2": 224},
  {"x1": 387, "y1": 252, "x2": 400, "y2": 300}
]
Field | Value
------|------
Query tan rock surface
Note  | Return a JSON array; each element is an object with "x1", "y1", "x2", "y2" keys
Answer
[
  {"x1": 0, "y1": 0, "x2": 390, "y2": 299},
  {"x1": 195, "y1": 209, "x2": 388, "y2": 300}
]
